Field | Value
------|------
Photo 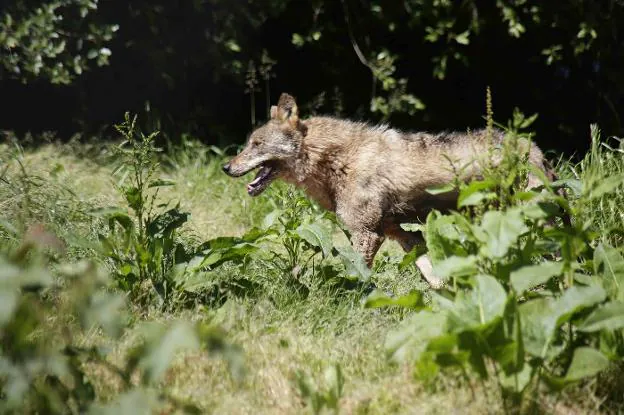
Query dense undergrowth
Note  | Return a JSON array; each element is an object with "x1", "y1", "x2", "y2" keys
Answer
[{"x1": 0, "y1": 114, "x2": 623, "y2": 414}]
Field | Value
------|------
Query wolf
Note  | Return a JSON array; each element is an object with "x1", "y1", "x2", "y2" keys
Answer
[{"x1": 222, "y1": 93, "x2": 558, "y2": 287}]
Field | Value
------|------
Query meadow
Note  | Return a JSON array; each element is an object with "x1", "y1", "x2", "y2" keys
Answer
[{"x1": 1, "y1": 117, "x2": 623, "y2": 414}]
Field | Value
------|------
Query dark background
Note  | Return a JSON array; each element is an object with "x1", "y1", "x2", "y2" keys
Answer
[{"x1": 1, "y1": 1, "x2": 623, "y2": 156}]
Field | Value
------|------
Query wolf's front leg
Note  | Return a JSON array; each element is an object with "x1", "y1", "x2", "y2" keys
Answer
[
  {"x1": 351, "y1": 229, "x2": 385, "y2": 268},
  {"x1": 336, "y1": 198, "x2": 385, "y2": 268}
]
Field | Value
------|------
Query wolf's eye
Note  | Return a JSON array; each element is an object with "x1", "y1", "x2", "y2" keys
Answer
[{"x1": 251, "y1": 140, "x2": 260, "y2": 147}]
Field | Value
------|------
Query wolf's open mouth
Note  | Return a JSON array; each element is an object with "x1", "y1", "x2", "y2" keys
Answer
[{"x1": 247, "y1": 162, "x2": 278, "y2": 196}]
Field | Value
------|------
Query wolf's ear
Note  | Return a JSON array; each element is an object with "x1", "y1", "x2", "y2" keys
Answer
[{"x1": 275, "y1": 93, "x2": 299, "y2": 124}]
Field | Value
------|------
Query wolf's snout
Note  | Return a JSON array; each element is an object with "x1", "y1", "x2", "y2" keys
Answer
[{"x1": 222, "y1": 162, "x2": 232, "y2": 175}]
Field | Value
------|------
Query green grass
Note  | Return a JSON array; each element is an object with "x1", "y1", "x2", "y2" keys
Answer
[{"x1": 0, "y1": 134, "x2": 622, "y2": 414}]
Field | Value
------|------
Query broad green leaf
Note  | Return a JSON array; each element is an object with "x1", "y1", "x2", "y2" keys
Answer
[
  {"x1": 474, "y1": 275, "x2": 508, "y2": 324},
  {"x1": 385, "y1": 310, "x2": 448, "y2": 363},
  {"x1": 433, "y1": 255, "x2": 478, "y2": 280},
  {"x1": 499, "y1": 364, "x2": 532, "y2": 395},
  {"x1": 492, "y1": 320, "x2": 524, "y2": 374},
  {"x1": 200, "y1": 243, "x2": 258, "y2": 269},
  {"x1": 147, "y1": 179, "x2": 175, "y2": 188},
  {"x1": 447, "y1": 274, "x2": 507, "y2": 332},
  {"x1": 552, "y1": 178, "x2": 582, "y2": 197},
  {"x1": 123, "y1": 186, "x2": 142, "y2": 211},
  {"x1": 456, "y1": 331, "x2": 488, "y2": 377},
  {"x1": 296, "y1": 222, "x2": 333, "y2": 257},
  {"x1": 262, "y1": 210, "x2": 281, "y2": 229},
  {"x1": 565, "y1": 347, "x2": 609, "y2": 381},
  {"x1": 520, "y1": 201, "x2": 560, "y2": 220},
  {"x1": 477, "y1": 209, "x2": 528, "y2": 259},
  {"x1": 510, "y1": 261, "x2": 564, "y2": 293},
  {"x1": 426, "y1": 333, "x2": 458, "y2": 353},
  {"x1": 203, "y1": 236, "x2": 242, "y2": 250},
  {"x1": 413, "y1": 353, "x2": 440, "y2": 383},
  {"x1": 553, "y1": 284, "x2": 606, "y2": 326},
  {"x1": 458, "y1": 191, "x2": 496, "y2": 207},
  {"x1": 241, "y1": 227, "x2": 273, "y2": 243},
  {"x1": 520, "y1": 284, "x2": 604, "y2": 359},
  {"x1": 457, "y1": 178, "x2": 496, "y2": 206},
  {"x1": 425, "y1": 211, "x2": 470, "y2": 263},
  {"x1": 594, "y1": 243, "x2": 624, "y2": 301},
  {"x1": 334, "y1": 245, "x2": 371, "y2": 281},
  {"x1": 513, "y1": 191, "x2": 539, "y2": 202},
  {"x1": 578, "y1": 301, "x2": 624, "y2": 332},
  {"x1": 364, "y1": 290, "x2": 426, "y2": 310},
  {"x1": 90, "y1": 207, "x2": 134, "y2": 232},
  {"x1": 146, "y1": 208, "x2": 189, "y2": 238},
  {"x1": 518, "y1": 298, "x2": 558, "y2": 359},
  {"x1": 398, "y1": 245, "x2": 427, "y2": 271},
  {"x1": 400, "y1": 222, "x2": 425, "y2": 233},
  {"x1": 137, "y1": 321, "x2": 200, "y2": 385},
  {"x1": 172, "y1": 270, "x2": 215, "y2": 293},
  {"x1": 425, "y1": 183, "x2": 455, "y2": 195}
]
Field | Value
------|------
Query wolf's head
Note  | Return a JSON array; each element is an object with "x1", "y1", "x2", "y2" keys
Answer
[{"x1": 222, "y1": 93, "x2": 307, "y2": 196}]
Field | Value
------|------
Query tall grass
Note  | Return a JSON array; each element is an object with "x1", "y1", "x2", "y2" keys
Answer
[
  {"x1": 0, "y1": 122, "x2": 622, "y2": 413},
  {"x1": 563, "y1": 126, "x2": 624, "y2": 245}
]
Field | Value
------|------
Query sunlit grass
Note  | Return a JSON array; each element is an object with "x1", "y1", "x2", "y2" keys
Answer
[{"x1": 0, "y1": 133, "x2": 621, "y2": 414}]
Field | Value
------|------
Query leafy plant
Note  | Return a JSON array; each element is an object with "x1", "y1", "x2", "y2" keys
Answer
[
  {"x1": 295, "y1": 364, "x2": 344, "y2": 415},
  {"x1": 0, "y1": 0, "x2": 118, "y2": 84},
  {"x1": 0, "y1": 224, "x2": 241, "y2": 414},
  {"x1": 94, "y1": 113, "x2": 190, "y2": 307},
  {"x1": 370, "y1": 124, "x2": 624, "y2": 412},
  {"x1": 261, "y1": 187, "x2": 372, "y2": 291},
  {"x1": 170, "y1": 187, "x2": 373, "y2": 303}
]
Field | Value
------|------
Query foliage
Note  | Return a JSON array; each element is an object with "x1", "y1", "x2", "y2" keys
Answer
[
  {"x1": 567, "y1": 127, "x2": 624, "y2": 247},
  {"x1": 3, "y1": 1, "x2": 623, "y2": 152},
  {"x1": 369, "y1": 123, "x2": 624, "y2": 411},
  {"x1": 260, "y1": 187, "x2": 372, "y2": 290},
  {"x1": 0, "y1": 225, "x2": 241, "y2": 414},
  {"x1": 0, "y1": 0, "x2": 118, "y2": 84},
  {"x1": 170, "y1": 186, "x2": 373, "y2": 304},
  {"x1": 2, "y1": 121, "x2": 623, "y2": 412},
  {"x1": 93, "y1": 113, "x2": 190, "y2": 307},
  {"x1": 295, "y1": 364, "x2": 345, "y2": 415}
]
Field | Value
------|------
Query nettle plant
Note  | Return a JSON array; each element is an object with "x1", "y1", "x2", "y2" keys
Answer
[
  {"x1": 93, "y1": 113, "x2": 190, "y2": 307},
  {"x1": 367, "y1": 123, "x2": 624, "y2": 411}
]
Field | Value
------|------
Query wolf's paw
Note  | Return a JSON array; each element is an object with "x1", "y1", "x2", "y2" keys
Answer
[{"x1": 416, "y1": 254, "x2": 444, "y2": 289}]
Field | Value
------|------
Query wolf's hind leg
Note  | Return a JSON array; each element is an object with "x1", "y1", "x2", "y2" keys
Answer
[{"x1": 415, "y1": 254, "x2": 444, "y2": 289}]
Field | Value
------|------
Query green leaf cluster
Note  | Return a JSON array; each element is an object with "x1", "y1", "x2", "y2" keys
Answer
[{"x1": 369, "y1": 125, "x2": 624, "y2": 409}]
